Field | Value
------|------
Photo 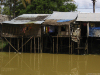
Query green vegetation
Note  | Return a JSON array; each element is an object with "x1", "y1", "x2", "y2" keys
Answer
[
  {"x1": 1, "y1": 0, "x2": 77, "y2": 17},
  {"x1": 0, "y1": 40, "x2": 8, "y2": 49}
]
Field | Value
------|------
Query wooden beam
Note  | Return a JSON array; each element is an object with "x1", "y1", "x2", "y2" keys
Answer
[
  {"x1": 53, "y1": 38, "x2": 54, "y2": 53},
  {"x1": 4, "y1": 37, "x2": 18, "y2": 53},
  {"x1": 9, "y1": 38, "x2": 11, "y2": 52},
  {"x1": 38, "y1": 37, "x2": 39, "y2": 53},
  {"x1": 22, "y1": 36, "x2": 23, "y2": 52},
  {"x1": 34, "y1": 37, "x2": 36, "y2": 53},
  {"x1": 18, "y1": 36, "x2": 33, "y2": 51},
  {"x1": 57, "y1": 35, "x2": 58, "y2": 53},
  {"x1": 30, "y1": 39, "x2": 32, "y2": 53}
]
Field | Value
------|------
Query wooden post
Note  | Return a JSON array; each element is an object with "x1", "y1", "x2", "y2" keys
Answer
[
  {"x1": 69, "y1": 24, "x2": 70, "y2": 54},
  {"x1": 30, "y1": 39, "x2": 32, "y2": 53},
  {"x1": 40, "y1": 37, "x2": 43, "y2": 53},
  {"x1": 78, "y1": 41, "x2": 79, "y2": 55},
  {"x1": 2, "y1": 39, "x2": 3, "y2": 52},
  {"x1": 53, "y1": 38, "x2": 54, "y2": 53},
  {"x1": 57, "y1": 35, "x2": 58, "y2": 53},
  {"x1": 22, "y1": 36, "x2": 23, "y2": 52},
  {"x1": 18, "y1": 38, "x2": 19, "y2": 51},
  {"x1": 71, "y1": 41, "x2": 72, "y2": 54},
  {"x1": 9, "y1": 38, "x2": 11, "y2": 52},
  {"x1": 34, "y1": 37, "x2": 36, "y2": 53},
  {"x1": 38, "y1": 37, "x2": 39, "y2": 53}
]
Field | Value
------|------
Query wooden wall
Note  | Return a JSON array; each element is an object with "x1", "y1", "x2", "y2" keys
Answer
[{"x1": 1, "y1": 23, "x2": 41, "y2": 37}]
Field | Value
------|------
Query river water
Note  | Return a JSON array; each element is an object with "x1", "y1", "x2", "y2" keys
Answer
[{"x1": 0, "y1": 52, "x2": 100, "y2": 75}]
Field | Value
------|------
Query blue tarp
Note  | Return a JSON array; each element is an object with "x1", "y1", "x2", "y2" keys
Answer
[
  {"x1": 89, "y1": 27, "x2": 100, "y2": 37},
  {"x1": 57, "y1": 20, "x2": 72, "y2": 22}
]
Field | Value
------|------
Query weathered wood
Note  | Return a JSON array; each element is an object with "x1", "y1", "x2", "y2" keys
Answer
[
  {"x1": 34, "y1": 37, "x2": 36, "y2": 53},
  {"x1": 2, "y1": 39, "x2": 3, "y2": 52},
  {"x1": 9, "y1": 38, "x2": 11, "y2": 52},
  {"x1": 18, "y1": 38, "x2": 19, "y2": 51},
  {"x1": 38, "y1": 37, "x2": 39, "y2": 53},
  {"x1": 53, "y1": 38, "x2": 54, "y2": 53},
  {"x1": 18, "y1": 36, "x2": 33, "y2": 51},
  {"x1": 69, "y1": 24, "x2": 70, "y2": 54},
  {"x1": 40, "y1": 37, "x2": 42, "y2": 53},
  {"x1": 57, "y1": 35, "x2": 58, "y2": 53},
  {"x1": 30, "y1": 39, "x2": 32, "y2": 53},
  {"x1": 4, "y1": 37, "x2": 18, "y2": 53},
  {"x1": 22, "y1": 36, "x2": 23, "y2": 52},
  {"x1": 71, "y1": 41, "x2": 72, "y2": 54}
]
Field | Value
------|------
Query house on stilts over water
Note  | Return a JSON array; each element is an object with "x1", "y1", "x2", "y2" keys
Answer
[
  {"x1": 73, "y1": 13, "x2": 100, "y2": 54},
  {"x1": 1, "y1": 14, "x2": 50, "y2": 53},
  {"x1": 42, "y1": 11, "x2": 78, "y2": 54}
]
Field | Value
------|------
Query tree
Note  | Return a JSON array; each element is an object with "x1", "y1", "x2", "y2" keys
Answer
[{"x1": 2, "y1": 0, "x2": 77, "y2": 17}]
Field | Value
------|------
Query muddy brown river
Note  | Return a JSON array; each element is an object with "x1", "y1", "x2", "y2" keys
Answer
[{"x1": 0, "y1": 52, "x2": 100, "y2": 75}]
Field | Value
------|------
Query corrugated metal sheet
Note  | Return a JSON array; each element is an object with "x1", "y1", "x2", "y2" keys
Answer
[
  {"x1": 3, "y1": 14, "x2": 51, "y2": 24},
  {"x1": 76, "y1": 13, "x2": 100, "y2": 22},
  {"x1": 47, "y1": 12, "x2": 78, "y2": 20}
]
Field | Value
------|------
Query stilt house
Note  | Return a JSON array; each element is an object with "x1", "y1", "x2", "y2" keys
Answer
[
  {"x1": 42, "y1": 12, "x2": 78, "y2": 53},
  {"x1": 1, "y1": 14, "x2": 50, "y2": 53},
  {"x1": 75, "y1": 13, "x2": 100, "y2": 54}
]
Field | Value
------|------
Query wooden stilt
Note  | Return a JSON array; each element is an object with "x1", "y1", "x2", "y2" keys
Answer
[
  {"x1": 57, "y1": 35, "x2": 58, "y2": 53},
  {"x1": 22, "y1": 36, "x2": 23, "y2": 52},
  {"x1": 18, "y1": 36, "x2": 33, "y2": 51},
  {"x1": 4, "y1": 37, "x2": 18, "y2": 53},
  {"x1": 9, "y1": 38, "x2": 11, "y2": 52},
  {"x1": 2, "y1": 39, "x2": 3, "y2": 52},
  {"x1": 34, "y1": 37, "x2": 36, "y2": 53},
  {"x1": 30, "y1": 39, "x2": 32, "y2": 53},
  {"x1": 53, "y1": 38, "x2": 54, "y2": 53},
  {"x1": 78, "y1": 41, "x2": 79, "y2": 55},
  {"x1": 61, "y1": 39, "x2": 62, "y2": 53},
  {"x1": 18, "y1": 38, "x2": 19, "y2": 51},
  {"x1": 71, "y1": 41, "x2": 72, "y2": 54},
  {"x1": 87, "y1": 38, "x2": 88, "y2": 54},
  {"x1": 40, "y1": 37, "x2": 42, "y2": 53},
  {"x1": 69, "y1": 37, "x2": 70, "y2": 54},
  {"x1": 38, "y1": 37, "x2": 39, "y2": 53}
]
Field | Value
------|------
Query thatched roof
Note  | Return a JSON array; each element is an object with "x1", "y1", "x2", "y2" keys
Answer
[{"x1": 42, "y1": 19, "x2": 75, "y2": 26}]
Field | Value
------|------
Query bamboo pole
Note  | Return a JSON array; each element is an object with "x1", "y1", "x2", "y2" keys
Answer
[
  {"x1": 71, "y1": 41, "x2": 72, "y2": 54},
  {"x1": 40, "y1": 37, "x2": 42, "y2": 53},
  {"x1": 4, "y1": 37, "x2": 18, "y2": 53},
  {"x1": 38, "y1": 37, "x2": 39, "y2": 53},
  {"x1": 53, "y1": 38, "x2": 54, "y2": 53},
  {"x1": 34, "y1": 37, "x2": 36, "y2": 53},
  {"x1": 69, "y1": 24, "x2": 70, "y2": 54},
  {"x1": 18, "y1": 38, "x2": 19, "y2": 51},
  {"x1": 22, "y1": 36, "x2": 23, "y2": 52},
  {"x1": 2, "y1": 39, "x2": 3, "y2": 52},
  {"x1": 18, "y1": 36, "x2": 33, "y2": 51},
  {"x1": 57, "y1": 35, "x2": 58, "y2": 53},
  {"x1": 9, "y1": 38, "x2": 11, "y2": 52},
  {"x1": 30, "y1": 39, "x2": 32, "y2": 53}
]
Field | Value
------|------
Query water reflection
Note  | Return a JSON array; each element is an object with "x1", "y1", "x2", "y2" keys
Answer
[{"x1": 0, "y1": 52, "x2": 100, "y2": 75}]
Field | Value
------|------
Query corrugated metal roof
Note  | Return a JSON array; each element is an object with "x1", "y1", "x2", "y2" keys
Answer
[
  {"x1": 76, "y1": 13, "x2": 100, "y2": 22},
  {"x1": 3, "y1": 14, "x2": 51, "y2": 24},
  {"x1": 47, "y1": 12, "x2": 78, "y2": 20}
]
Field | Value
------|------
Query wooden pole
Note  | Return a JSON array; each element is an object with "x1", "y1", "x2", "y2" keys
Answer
[
  {"x1": 30, "y1": 39, "x2": 32, "y2": 53},
  {"x1": 53, "y1": 38, "x2": 54, "y2": 53},
  {"x1": 4, "y1": 37, "x2": 18, "y2": 53},
  {"x1": 22, "y1": 36, "x2": 23, "y2": 52},
  {"x1": 9, "y1": 38, "x2": 11, "y2": 52},
  {"x1": 2, "y1": 39, "x2": 3, "y2": 52},
  {"x1": 69, "y1": 24, "x2": 70, "y2": 54},
  {"x1": 18, "y1": 38, "x2": 19, "y2": 51},
  {"x1": 57, "y1": 35, "x2": 58, "y2": 53},
  {"x1": 38, "y1": 37, "x2": 39, "y2": 53},
  {"x1": 71, "y1": 41, "x2": 72, "y2": 54},
  {"x1": 34, "y1": 37, "x2": 36, "y2": 53}
]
